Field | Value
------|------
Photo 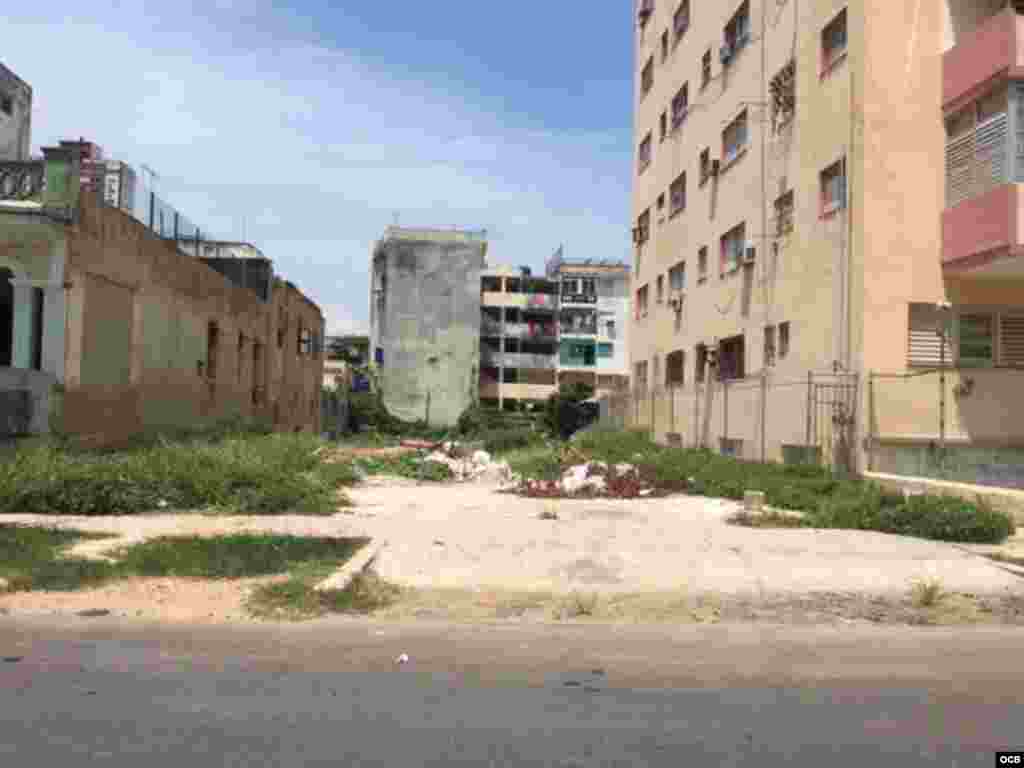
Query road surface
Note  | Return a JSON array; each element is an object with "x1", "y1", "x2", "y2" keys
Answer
[{"x1": 2, "y1": 616, "x2": 1022, "y2": 766}]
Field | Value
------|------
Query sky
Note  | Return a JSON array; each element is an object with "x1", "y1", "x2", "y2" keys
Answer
[{"x1": 5, "y1": 1, "x2": 635, "y2": 335}]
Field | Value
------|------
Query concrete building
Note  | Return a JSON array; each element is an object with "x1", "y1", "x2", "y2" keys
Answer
[
  {"x1": 629, "y1": 0, "x2": 1024, "y2": 478},
  {"x1": 0, "y1": 62, "x2": 31, "y2": 162},
  {"x1": 479, "y1": 265, "x2": 560, "y2": 409},
  {"x1": 546, "y1": 249, "x2": 631, "y2": 396},
  {"x1": 369, "y1": 226, "x2": 488, "y2": 426},
  {"x1": 0, "y1": 142, "x2": 324, "y2": 445},
  {"x1": 323, "y1": 334, "x2": 370, "y2": 391}
]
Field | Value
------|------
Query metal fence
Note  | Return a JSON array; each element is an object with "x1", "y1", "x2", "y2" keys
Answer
[{"x1": 596, "y1": 370, "x2": 860, "y2": 474}]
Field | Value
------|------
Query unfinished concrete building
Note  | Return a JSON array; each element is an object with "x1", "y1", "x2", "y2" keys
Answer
[
  {"x1": 369, "y1": 227, "x2": 488, "y2": 426},
  {"x1": 0, "y1": 62, "x2": 32, "y2": 162}
]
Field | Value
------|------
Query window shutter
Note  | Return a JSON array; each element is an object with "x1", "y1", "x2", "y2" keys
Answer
[
  {"x1": 945, "y1": 130, "x2": 975, "y2": 207},
  {"x1": 975, "y1": 111, "x2": 1008, "y2": 192},
  {"x1": 907, "y1": 303, "x2": 953, "y2": 367},
  {"x1": 1000, "y1": 315, "x2": 1024, "y2": 367}
]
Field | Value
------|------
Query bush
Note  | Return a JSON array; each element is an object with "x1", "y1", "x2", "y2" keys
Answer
[
  {"x1": 543, "y1": 383, "x2": 596, "y2": 440},
  {"x1": 878, "y1": 494, "x2": 1015, "y2": 544},
  {"x1": 483, "y1": 427, "x2": 542, "y2": 455}
]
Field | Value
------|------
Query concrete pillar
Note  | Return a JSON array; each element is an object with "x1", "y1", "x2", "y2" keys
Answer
[{"x1": 40, "y1": 286, "x2": 66, "y2": 381}]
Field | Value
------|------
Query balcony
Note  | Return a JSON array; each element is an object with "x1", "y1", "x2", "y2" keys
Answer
[
  {"x1": 480, "y1": 292, "x2": 558, "y2": 310},
  {"x1": 480, "y1": 318, "x2": 502, "y2": 336},
  {"x1": 480, "y1": 350, "x2": 557, "y2": 369},
  {"x1": 504, "y1": 322, "x2": 557, "y2": 340},
  {"x1": 561, "y1": 292, "x2": 598, "y2": 306},
  {"x1": 942, "y1": 183, "x2": 1024, "y2": 277},
  {"x1": 943, "y1": 6, "x2": 1024, "y2": 109}
]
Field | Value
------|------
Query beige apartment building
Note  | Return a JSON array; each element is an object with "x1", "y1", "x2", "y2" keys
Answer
[{"x1": 629, "y1": 0, "x2": 1024, "y2": 483}]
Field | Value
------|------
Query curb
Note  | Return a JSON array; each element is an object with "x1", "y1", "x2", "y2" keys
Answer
[{"x1": 314, "y1": 540, "x2": 387, "y2": 593}]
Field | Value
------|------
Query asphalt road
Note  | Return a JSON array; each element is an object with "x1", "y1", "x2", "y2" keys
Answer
[{"x1": 2, "y1": 616, "x2": 1023, "y2": 766}]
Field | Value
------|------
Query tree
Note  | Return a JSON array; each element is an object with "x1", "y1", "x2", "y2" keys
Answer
[{"x1": 543, "y1": 382, "x2": 596, "y2": 440}]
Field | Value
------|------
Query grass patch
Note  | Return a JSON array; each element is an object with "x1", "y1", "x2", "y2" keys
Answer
[
  {"x1": 352, "y1": 453, "x2": 454, "y2": 482},
  {"x1": 0, "y1": 525, "x2": 368, "y2": 595},
  {"x1": 910, "y1": 578, "x2": 945, "y2": 608},
  {"x1": 0, "y1": 431, "x2": 354, "y2": 516},
  {"x1": 247, "y1": 569, "x2": 402, "y2": 621},
  {"x1": 510, "y1": 428, "x2": 1016, "y2": 544},
  {"x1": 727, "y1": 509, "x2": 807, "y2": 529}
]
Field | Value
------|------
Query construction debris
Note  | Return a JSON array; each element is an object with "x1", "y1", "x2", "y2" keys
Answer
[
  {"x1": 424, "y1": 442, "x2": 513, "y2": 484},
  {"x1": 518, "y1": 462, "x2": 656, "y2": 499}
]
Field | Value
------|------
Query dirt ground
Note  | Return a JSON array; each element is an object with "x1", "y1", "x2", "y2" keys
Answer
[{"x1": 2, "y1": 476, "x2": 1023, "y2": 625}]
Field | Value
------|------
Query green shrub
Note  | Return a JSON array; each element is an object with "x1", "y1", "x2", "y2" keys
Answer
[
  {"x1": 483, "y1": 427, "x2": 542, "y2": 455},
  {"x1": 878, "y1": 494, "x2": 1014, "y2": 544},
  {"x1": 543, "y1": 383, "x2": 596, "y2": 439}
]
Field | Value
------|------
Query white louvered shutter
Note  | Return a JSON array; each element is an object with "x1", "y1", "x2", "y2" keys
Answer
[
  {"x1": 975, "y1": 111, "x2": 1008, "y2": 194},
  {"x1": 908, "y1": 303, "x2": 953, "y2": 368}
]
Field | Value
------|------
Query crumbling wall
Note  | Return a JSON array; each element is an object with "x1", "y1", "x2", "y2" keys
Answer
[{"x1": 373, "y1": 237, "x2": 484, "y2": 427}]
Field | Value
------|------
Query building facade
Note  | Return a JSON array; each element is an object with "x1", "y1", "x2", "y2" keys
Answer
[
  {"x1": 546, "y1": 250, "x2": 631, "y2": 395},
  {"x1": 0, "y1": 62, "x2": 31, "y2": 162},
  {"x1": 369, "y1": 226, "x2": 488, "y2": 426},
  {"x1": 479, "y1": 265, "x2": 560, "y2": 408},
  {"x1": 0, "y1": 143, "x2": 324, "y2": 445},
  {"x1": 629, "y1": 0, "x2": 1024, "y2": 476}
]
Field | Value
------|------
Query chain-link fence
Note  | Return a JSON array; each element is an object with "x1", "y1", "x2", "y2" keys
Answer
[{"x1": 596, "y1": 370, "x2": 859, "y2": 474}]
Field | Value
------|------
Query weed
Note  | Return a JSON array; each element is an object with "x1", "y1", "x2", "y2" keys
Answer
[
  {"x1": 247, "y1": 569, "x2": 402, "y2": 621},
  {"x1": 353, "y1": 453, "x2": 453, "y2": 482},
  {"x1": 727, "y1": 510, "x2": 807, "y2": 529},
  {"x1": 554, "y1": 591, "x2": 600, "y2": 619},
  {"x1": 910, "y1": 578, "x2": 945, "y2": 608}
]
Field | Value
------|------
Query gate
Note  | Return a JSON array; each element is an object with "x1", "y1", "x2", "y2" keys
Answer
[{"x1": 811, "y1": 373, "x2": 858, "y2": 475}]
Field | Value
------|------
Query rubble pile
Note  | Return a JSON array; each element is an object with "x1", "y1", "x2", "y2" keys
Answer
[
  {"x1": 423, "y1": 441, "x2": 514, "y2": 484},
  {"x1": 520, "y1": 462, "x2": 657, "y2": 498}
]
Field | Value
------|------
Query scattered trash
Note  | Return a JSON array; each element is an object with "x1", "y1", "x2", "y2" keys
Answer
[
  {"x1": 396, "y1": 653, "x2": 410, "y2": 665},
  {"x1": 424, "y1": 442, "x2": 512, "y2": 484}
]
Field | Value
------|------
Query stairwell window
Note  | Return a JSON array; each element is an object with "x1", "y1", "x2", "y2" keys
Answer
[
  {"x1": 697, "y1": 246, "x2": 708, "y2": 282},
  {"x1": 661, "y1": 30, "x2": 670, "y2": 62},
  {"x1": 656, "y1": 274, "x2": 665, "y2": 304},
  {"x1": 821, "y1": 8, "x2": 847, "y2": 76},
  {"x1": 636, "y1": 284, "x2": 649, "y2": 319},
  {"x1": 763, "y1": 325, "x2": 776, "y2": 367},
  {"x1": 720, "y1": 223, "x2": 746, "y2": 275},
  {"x1": 638, "y1": 132, "x2": 653, "y2": 174},
  {"x1": 671, "y1": 82, "x2": 689, "y2": 130},
  {"x1": 659, "y1": 111, "x2": 668, "y2": 141},
  {"x1": 722, "y1": 110, "x2": 749, "y2": 166},
  {"x1": 701, "y1": 50, "x2": 712, "y2": 89},
  {"x1": 641, "y1": 57, "x2": 654, "y2": 99},
  {"x1": 820, "y1": 159, "x2": 846, "y2": 217},
  {"x1": 673, "y1": 1, "x2": 690, "y2": 42},
  {"x1": 779, "y1": 321, "x2": 790, "y2": 359},
  {"x1": 699, "y1": 148, "x2": 711, "y2": 186},
  {"x1": 770, "y1": 59, "x2": 796, "y2": 131},
  {"x1": 669, "y1": 260, "x2": 686, "y2": 291},
  {"x1": 669, "y1": 171, "x2": 686, "y2": 216},
  {"x1": 634, "y1": 360, "x2": 649, "y2": 393},
  {"x1": 724, "y1": 1, "x2": 751, "y2": 55}
]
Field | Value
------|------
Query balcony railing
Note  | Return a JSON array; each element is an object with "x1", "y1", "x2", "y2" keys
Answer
[
  {"x1": 480, "y1": 350, "x2": 556, "y2": 369},
  {"x1": 505, "y1": 322, "x2": 557, "y2": 339}
]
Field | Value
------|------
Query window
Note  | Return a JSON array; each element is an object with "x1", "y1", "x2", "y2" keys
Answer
[
  {"x1": 945, "y1": 84, "x2": 1010, "y2": 207},
  {"x1": 695, "y1": 343, "x2": 708, "y2": 382},
  {"x1": 659, "y1": 111, "x2": 668, "y2": 141},
  {"x1": 641, "y1": 56, "x2": 654, "y2": 98},
  {"x1": 30, "y1": 287, "x2": 43, "y2": 371},
  {"x1": 668, "y1": 261, "x2": 686, "y2": 291},
  {"x1": 698, "y1": 246, "x2": 708, "y2": 282},
  {"x1": 638, "y1": 0, "x2": 654, "y2": 29},
  {"x1": 821, "y1": 8, "x2": 847, "y2": 73},
  {"x1": 770, "y1": 59, "x2": 796, "y2": 131},
  {"x1": 598, "y1": 342, "x2": 614, "y2": 358},
  {"x1": 636, "y1": 284, "x2": 650, "y2": 318},
  {"x1": 958, "y1": 313, "x2": 994, "y2": 367},
  {"x1": 606, "y1": 320, "x2": 617, "y2": 339},
  {"x1": 638, "y1": 132, "x2": 653, "y2": 174},
  {"x1": 669, "y1": 171, "x2": 686, "y2": 215},
  {"x1": 719, "y1": 335, "x2": 745, "y2": 380},
  {"x1": 666, "y1": 349, "x2": 685, "y2": 387},
  {"x1": 636, "y1": 209, "x2": 651, "y2": 244},
  {"x1": 671, "y1": 83, "x2": 689, "y2": 129},
  {"x1": 763, "y1": 325, "x2": 776, "y2": 367},
  {"x1": 0, "y1": 94, "x2": 12, "y2": 117},
  {"x1": 206, "y1": 321, "x2": 220, "y2": 379},
  {"x1": 720, "y1": 223, "x2": 746, "y2": 275},
  {"x1": 722, "y1": 110, "x2": 749, "y2": 164},
  {"x1": 779, "y1": 322, "x2": 790, "y2": 359},
  {"x1": 656, "y1": 192, "x2": 666, "y2": 213},
  {"x1": 673, "y1": 0, "x2": 690, "y2": 41},
  {"x1": 237, "y1": 332, "x2": 245, "y2": 381},
  {"x1": 661, "y1": 30, "x2": 669, "y2": 61},
  {"x1": 701, "y1": 50, "x2": 712, "y2": 88},
  {"x1": 656, "y1": 274, "x2": 665, "y2": 303},
  {"x1": 774, "y1": 190, "x2": 794, "y2": 235},
  {"x1": 724, "y1": 1, "x2": 751, "y2": 53},
  {"x1": 820, "y1": 158, "x2": 846, "y2": 215},
  {"x1": 699, "y1": 148, "x2": 711, "y2": 185},
  {"x1": 907, "y1": 304, "x2": 954, "y2": 367}
]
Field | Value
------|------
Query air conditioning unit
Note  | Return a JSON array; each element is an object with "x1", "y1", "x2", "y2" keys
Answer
[
  {"x1": 710, "y1": 159, "x2": 721, "y2": 176},
  {"x1": 719, "y1": 42, "x2": 734, "y2": 65},
  {"x1": 743, "y1": 244, "x2": 757, "y2": 264}
]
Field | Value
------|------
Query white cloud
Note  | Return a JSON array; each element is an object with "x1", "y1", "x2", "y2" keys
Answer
[{"x1": 4, "y1": 3, "x2": 631, "y2": 330}]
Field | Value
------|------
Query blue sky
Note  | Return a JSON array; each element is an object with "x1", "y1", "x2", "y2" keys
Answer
[{"x1": 6, "y1": 1, "x2": 634, "y2": 334}]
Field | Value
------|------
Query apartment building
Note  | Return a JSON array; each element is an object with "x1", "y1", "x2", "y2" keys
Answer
[
  {"x1": 479, "y1": 265, "x2": 560, "y2": 409},
  {"x1": 631, "y1": 0, "x2": 1024, "y2": 477},
  {"x1": 546, "y1": 249, "x2": 631, "y2": 395}
]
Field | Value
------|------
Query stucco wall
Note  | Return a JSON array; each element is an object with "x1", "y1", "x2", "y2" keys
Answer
[{"x1": 370, "y1": 235, "x2": 485, "y2": 426}]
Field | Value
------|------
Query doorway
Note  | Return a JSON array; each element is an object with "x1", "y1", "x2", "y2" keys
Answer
[{"x1": 0, "y1": 268, "x2": 12, "y2": 367}]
